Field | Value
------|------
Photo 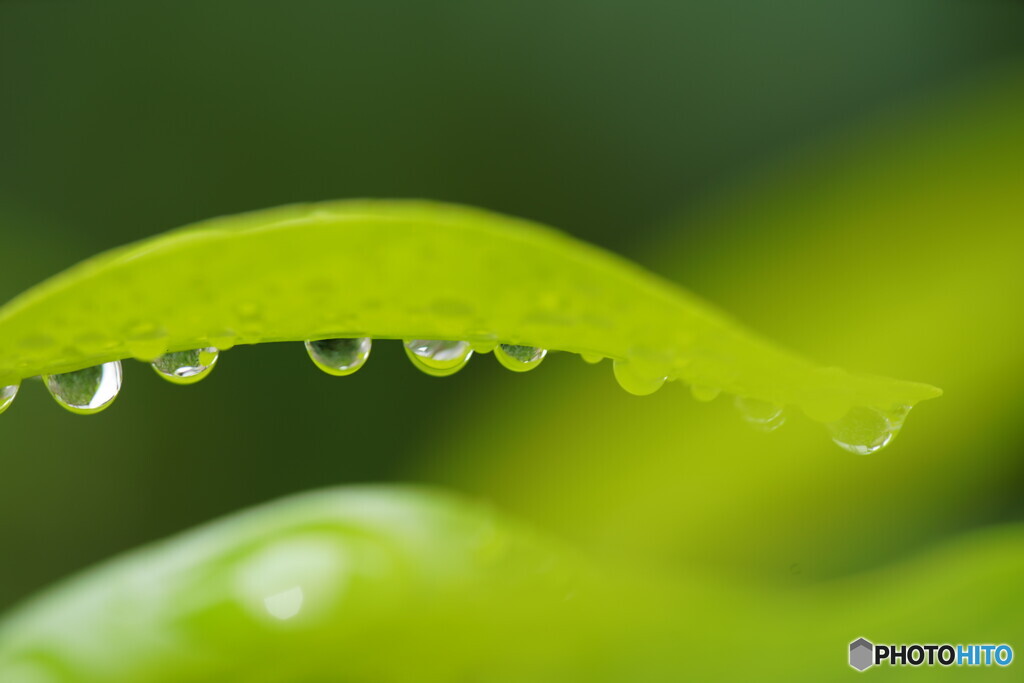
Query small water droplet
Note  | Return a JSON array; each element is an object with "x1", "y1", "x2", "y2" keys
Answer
[
  {"x1": 690, "y1": 384, "x2": 721, "y2": 402},
  {"x1": 404, "y1": 339, "x2": 473, "y2": 377},
  {"x1": 470, "y1": 338, "x2": 499, "y2": 353},
  {"x1": 209, "y1": 332, "x2": 238, "y2": 352},
  {"x1": 612, "y1": 359, "x2": 667, "y2": 396},
  {"x1": 0, "y1": 382, "x2": 19, "y2": 415},
  {"x1": 580, "y1": 352, "x2": 604, "y2": 364},
  {"x1": 734, "y1": 396, "x2": 786, "y2": 432},
  {"x1": 305, "y1": 338, "x2": 371, "y2": 376},
  {"x1": 495, "y1": 344, "x2": 546, "y2": 372},
  {"x1": 44, "y1": 362, "x2": 122, "y2": 414},
  {"x1": 827, "y1": 405, "x2": 911, "y2": 455},
  {"x1": 151, "y1": 348, "x2": 219, "y2": 385}
]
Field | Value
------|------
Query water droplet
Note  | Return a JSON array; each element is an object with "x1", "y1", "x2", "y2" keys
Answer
[
  {"x1": 209, "y1": 333, "x2": 237, "y2": 352},
  {"x1": 0, "y1": 383, "x2": 19, "y2": 415},
  {"x1": 580, "y1": 352, "x2": 604, "y2": 364},
  {"x1": 404, "y1": 339, "x2": 473, "y2": 377},
  {"x1": 470, "y1": 338, "x2": 499, "y2": 353},
  {"x1": 827, "y1": 405, "x2": 911, "y2": 455},
  {"x1": 495, "y1": 344, "x2": 546, "y2": 372},
  {"x1": 151, "y1": 348, "x2": 219, "y2": 385},
  {"x1": 734, "y1": 396, "x2": 786, "y2": 432},
  {"x1": 44, "y1": 362, "x2": 122, "y2": 414},
  {"x1": 690, "y1": 384, "x2": 721, "y2": 402},
  {"x1": 612, "y1": 359, "x2": 667, "y2": 396},
  {"x1": 305, "y1": 338, "x2": 371, "y2": 376}
]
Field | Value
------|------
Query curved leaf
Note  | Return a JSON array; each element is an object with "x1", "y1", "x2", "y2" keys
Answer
[{"x1": 0, "y1": 201, "x2": 938, "y2": 429}]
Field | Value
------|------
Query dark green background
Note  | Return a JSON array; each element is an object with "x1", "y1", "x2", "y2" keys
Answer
[{"x1": 2, "y1": 1, "x2": 1022, "y2": 611}]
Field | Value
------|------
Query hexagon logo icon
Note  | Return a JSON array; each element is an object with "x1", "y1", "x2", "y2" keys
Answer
[{"x1": 850, "y1": 638, "x2": 874, "y2": 671}]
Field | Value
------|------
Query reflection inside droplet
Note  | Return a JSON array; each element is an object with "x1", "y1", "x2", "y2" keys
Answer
[
  {"x1": 403, "y1": 339, "x2": 473, "y2": 377},
  {"x1": 151, "y1": 348, "x2": 219, "y2": 385},
  {"x1": 734, "y1": 396, "x2": 786, "y2": 432},
  {"x1": 0, "y1": 382, "x2": 19, "y2": 415},
  {"x1": 495, "y1": 344, "x2": 546, "y2": 372},
  {"x1": 827, "y1": 405, "x2": 911, "y2": 455},
  {"x1": 44, "y1": 361, "x2": 122, "y2": 414},
  {"x1": 305, "y1": 337, "x2": 371, "y2": 376}
]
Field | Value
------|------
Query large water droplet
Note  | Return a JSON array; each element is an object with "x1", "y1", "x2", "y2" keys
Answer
[
  {"x1": 44, "y1": 362, "x2": 122, "y2": 414},
  {"x1": 734, "y1": 396, "x2": 786, "y2": 432},
  {"x1": 827, "y1": 405, "x2": 910, "y2": 455},
  {"x1": 495, "y1": 344, "x2": 546, "y2": 372},
  {"x1": 305, "y1": 338, "x2": 371, "y2": 376},
  {"x1": 0, "y1": 383, "x2": 19, "y2": 415},
  {"x1": 151, "y1": 348, "x2": 219, "y2": 385},
  {"x1": 612, "y1": 359, "x2": 667, "y2": 396},
  {"x1": 404, "y1": 339, "x2": 473, "y2": 377}
]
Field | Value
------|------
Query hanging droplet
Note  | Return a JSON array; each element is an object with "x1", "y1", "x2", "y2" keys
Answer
[
  {"x1": 0, "y1": 382, "x2": 19, "y2": 415},
  {"x1": 44, "y1": 361, "x2": 122, "y2": 414},
  {"x1": 690, "y1": 384, "x2": 721, "y2": 402},
  {"x1": 404, "y1": 339, "x2": 473, "y2": 377},
  {"x1": 495, "y1": 344, "x2": 546, "y2": 372},
  {"x1": 209, "y1": 332, "x2": 238, "y2": 352},
  {"x1": 612, "y1": 358, "x2": 667, "y2": 396},
  {"x1": 827, "y1": 405, "x2": 911, "y2": 455},
  {"x1": 305, "y1": 338, "x2": 371, "y2": 376},
  {"x1": 734, "y1": 396, "x2": 786, "y2": 432},
  {"x1": 470, "y1": 338, "x2": 499, "y2": 354},
  {"x1": 580, "y1": 352, "x2": 604, "y2": 364},
  {"x1": 151, "y1": 348, "x2": 220, "y2": 385}
]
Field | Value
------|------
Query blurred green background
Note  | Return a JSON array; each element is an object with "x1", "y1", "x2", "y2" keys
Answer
[{"x1": 2, "y1": 1, "x2": 1024, "y2": 676}]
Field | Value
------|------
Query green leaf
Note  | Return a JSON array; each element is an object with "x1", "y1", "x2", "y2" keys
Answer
[
  {"x1": 0, "y1": 486, "x2": 596, "y2": 683},
  {"x1": 3, "y1": 486, "x2": 1022, "y2": 681},
  {"x1": 0, "y1": 200, "x2": 938, "y2": 434}
]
